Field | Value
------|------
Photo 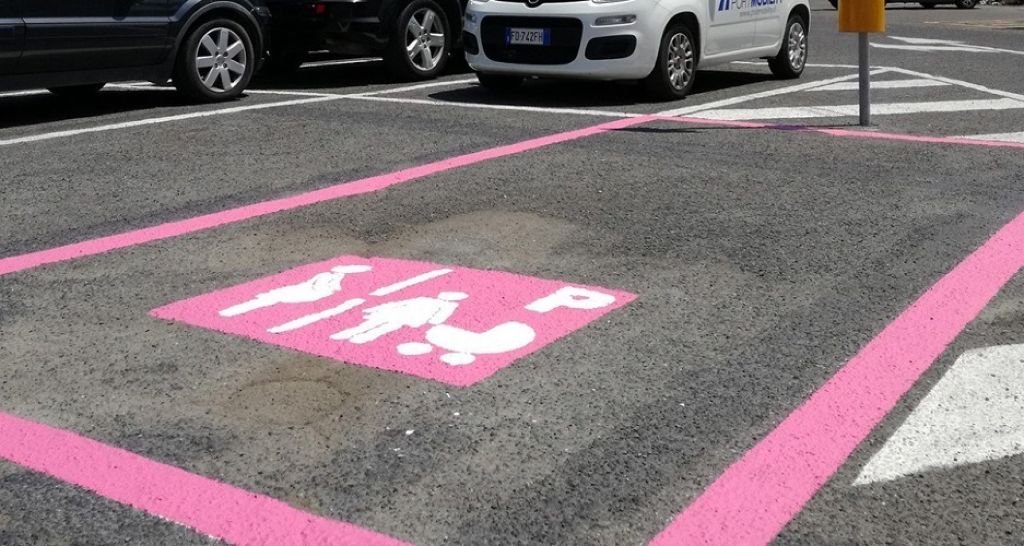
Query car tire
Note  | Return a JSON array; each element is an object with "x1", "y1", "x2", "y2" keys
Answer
[
  {"x1": 476, "y1": 73, "x2": 524, "y2": 92},
  {"x1": 642, "y1": 23, "x2": 697, "y2": 101},
  {"x1": 954, "y1": 0, "x2": 976, "y2": 7},
  {"x1": 385, "y1": 0, "x2": 451, "y2": 81},
  {"x1": 173, "y1": 18, "x2": 255, "y2": 102},
  {"x1": 768, "y1": 14, "x2": 808, "y2": 80},
  {"x1": 48, "y1": 83, "x2": 106, "y2": 97}
]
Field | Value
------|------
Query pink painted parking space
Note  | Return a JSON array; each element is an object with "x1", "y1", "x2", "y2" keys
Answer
[
  {"x1": 0, "y1": 412, "x2": 409, "y2": 546},
  {"x1": 651, "y1": 209, "x2": 1024, "y2": 545},
  {"x1": 152, "y1": 255, "x2": 634, "y2": 386},
  {"x1": 3, "y1": 79, "x2": 1024, "y2": 546}
]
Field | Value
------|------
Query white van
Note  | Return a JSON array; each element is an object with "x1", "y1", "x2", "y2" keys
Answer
[{"x1": 462, "y1": 0, "x2": 809, "y2": 99}]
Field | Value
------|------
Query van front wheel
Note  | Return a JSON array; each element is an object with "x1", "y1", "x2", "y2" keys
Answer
[
  {"x1": 643, "y1": 23, "x2": 697, "y2": 101},
  {"x1": 768, "y1": 15, "x2": 807, "y2": 79}
]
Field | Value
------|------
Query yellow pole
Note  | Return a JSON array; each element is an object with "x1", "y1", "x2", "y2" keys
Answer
[
  {"x1": 838, "y1": 0, "x2": 886, "y2": 33},
  {"x1": 838, "y1": 0, "x2": 886, "y2": 125}
]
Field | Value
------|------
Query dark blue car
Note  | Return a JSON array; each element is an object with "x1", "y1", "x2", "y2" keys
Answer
[{"x1": 0, "y1": 0, "x2": 271, "y2": 101}]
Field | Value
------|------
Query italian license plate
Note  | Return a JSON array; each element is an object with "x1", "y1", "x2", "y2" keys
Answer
[{"x1": 506, "y1": 28, "x2": 550, "y2": 46}]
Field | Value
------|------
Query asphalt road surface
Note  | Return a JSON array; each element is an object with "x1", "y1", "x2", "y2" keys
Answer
[{"x1": 2, "y1": 3, "x2": 1024, "y2": 545}]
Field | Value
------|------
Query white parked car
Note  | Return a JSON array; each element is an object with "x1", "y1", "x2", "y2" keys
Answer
[{"x1": 462, "y1": 0, "x2": 809, "y2": 99}]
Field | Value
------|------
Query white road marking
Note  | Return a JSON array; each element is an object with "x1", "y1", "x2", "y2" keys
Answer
[
  {"x1": 349, "y1": 94, "x2": 640, "y2": 118},
  {"x1": 691, "y1": 98, "x2": 1024, "y2": 121},
  {"x1": 731, "y1": 60, "x2": 860, "y2": 69},
  {"x1": 0, "y1": 96, "x2": 340, "y2": 147},
  {"x1": 370, "y1": 269, "x2": 453, "y2": 296},
  {"x1": 872, "y1": 43, "x2": 999, "y2": 54},
  {"x1": 354, "y1": 77, "x2": 478, "y2": 97},
  {"x1": 884, "y1": 67, "x2": 1024, "y2": 103},
  {"x1": 300, "y1": 58, "x2": 380, "y2": 68},
  {"x1": 955, "y1": 131, "x2": 1024, "y2": 143},
  {"x1": 243, "y1": 89, "x2": 341, "y2": 98},
  {"x1": 110, "y1": 84, "x2": 340, "y2": 98},
  {"x1": 854, "y1": 344, "x2": 1024, "y2": 486},
  {"x1": 0, "y1": 78, "x2": 489, "y2": 147},
  {"x1": 808, "y1": 79, "x2": 950, "y2": 92},
  {"x1": 0, "y1": 90, "x2": 53, "y2": 98},
  {"x1": 658, "y1": 70, "x2": 888, "y2": 116},
  {"x1": 873, "y1": 36, "x2": 1024, "y2": 56},
  {"x1": 5, "y1": 64, "x2": 1022, "y2": 147},
  {"x1": 0, "y1": 84, "x2": 158, "y2": 98},
  {"x1": 890, "y1": 36, "x2": 965, "y2": 44}
]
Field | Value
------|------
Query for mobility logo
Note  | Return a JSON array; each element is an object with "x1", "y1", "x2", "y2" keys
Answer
[{"x1": 718, "y1": 0, "x2": 776, "y2": 10}]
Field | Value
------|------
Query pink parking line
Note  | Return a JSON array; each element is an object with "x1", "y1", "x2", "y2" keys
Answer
[
  {"x1": 0, "y1": 116, "x2": 650, "y2": 278},
  {"x1": 659, "y1": 115, "x2": 1024, "y2": 150},
  {"x1": 0, "y1": 411, "x2": 410, "y2": 546},
  {"x1": 650, "y1": 210, "x2": 1024, "y2": 546}
]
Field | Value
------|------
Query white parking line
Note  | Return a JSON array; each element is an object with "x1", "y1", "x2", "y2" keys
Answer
[
  {"x1": 808, "y1": 79, "x2": 950, "y2": 92},
  {"x1": 300, "y1": 58, "x2": 380, "y2": 68},
  {"x1": 349, "y1": 94, "x2": 639, "y2": 118},
  {"x1": 956, "y1": 131, "x2": 1024, "y2": 144},
  {"x1": 0, "y1": 90, "x2": 52, "y2": 98},
  {"x1": 0, "y1": 78, "x2": 488, "y2": 148},
  {"x1": 731, "y1": 60, "x2": 860, "y2": 69},
  {"x1": 885, "y1": 67, "x2": 1024, "y2": 103},
  {"x1": 691, "y1": 98, "x2": 1024, "y2": 121},
  {"x1": 0, "y1": 96, "x2": 340, "y2": 147},
  {"x1": 0, "y1": 83, "x2": 154, "y2": 98},
  {"x1": 243, "y1": 89, "x2": 341, "y2": 98},
  {"x1": 6, "y1": 65, "x2": 1022, "y2": 148},
  {"x1": 353, "y1": 77, "x2": 478, "y2": 96},
  {"x1": 873, "y1": 36, "x2": 1024, "y2": 56},
  {"x1": 658, "y1": 70, "x2": 887, "y2": 116},
  {"x1": 168, "y1": 77, "x2": 478, "y2": 99}
]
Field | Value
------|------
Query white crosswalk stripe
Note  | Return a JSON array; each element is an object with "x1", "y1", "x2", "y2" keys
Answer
[
  {"x1": 693, "y1": 98, "x2": 1024, "y2": 121},
  {"x1": 809, "y1": 79, "x2": 950, "y2": 92},
  {"x1": 679, "y1": 68, "x2": 1024, "y2": 134},
  {"x1": 872, "y1": 36, "x2": 1024, "y2": 56}
]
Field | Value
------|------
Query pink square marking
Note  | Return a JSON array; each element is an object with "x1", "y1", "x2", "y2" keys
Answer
[{"x1": 151, "y1": 256, "x2": 636, "y2": 386}]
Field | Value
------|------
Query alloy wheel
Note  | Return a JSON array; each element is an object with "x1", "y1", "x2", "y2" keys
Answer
[
  {"x1": 787, "y1": 22, "x2": 807, "y2": 72},
  {"x1": 195, "y1": 27, "x2": 247, "y2": 93},
  {"x1": 666, "y1": 32, "x2": 695, "y2": 91},
  {"x1": 406, "y1": 8, "x2": 446, "y2": 72}
]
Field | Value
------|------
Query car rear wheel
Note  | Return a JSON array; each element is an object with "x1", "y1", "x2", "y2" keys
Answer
[
  {"x1": 643, "y1": 23, "x2": 697, "y2": 101},
  {"x1": 174, "y1": 19, "x2": 255, "y2": 102},
  {"x1": 955, "y1": 0, "x2": 976, "y2": 8},
  {"x1": 385, "y1": 0, "x2": 451, "y2": 81},
  {"x1": 768, "y1": 15, "x2": 807, "y2": 79},
  {"x1": 48, "y1": 83, "x2": 105, "y2": 97},
  {"x1": 476, "y1": 73, "x2": 524, "y2": 92}
]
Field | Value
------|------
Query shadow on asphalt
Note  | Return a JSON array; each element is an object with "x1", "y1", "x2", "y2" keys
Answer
[
  {"x1": 251, "y1": 56, "x2": 473, "y2": 91},
  {"x1": 0, "y1": 88, "x2": 199, "y2": 130},
  {"x1": 426, "y1": 70, "x2": 776, "y2": 109}
]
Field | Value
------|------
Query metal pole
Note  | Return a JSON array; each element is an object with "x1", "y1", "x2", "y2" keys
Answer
[{"x1": 858, "y1": 32, "x2": 870, "y2": 126}]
